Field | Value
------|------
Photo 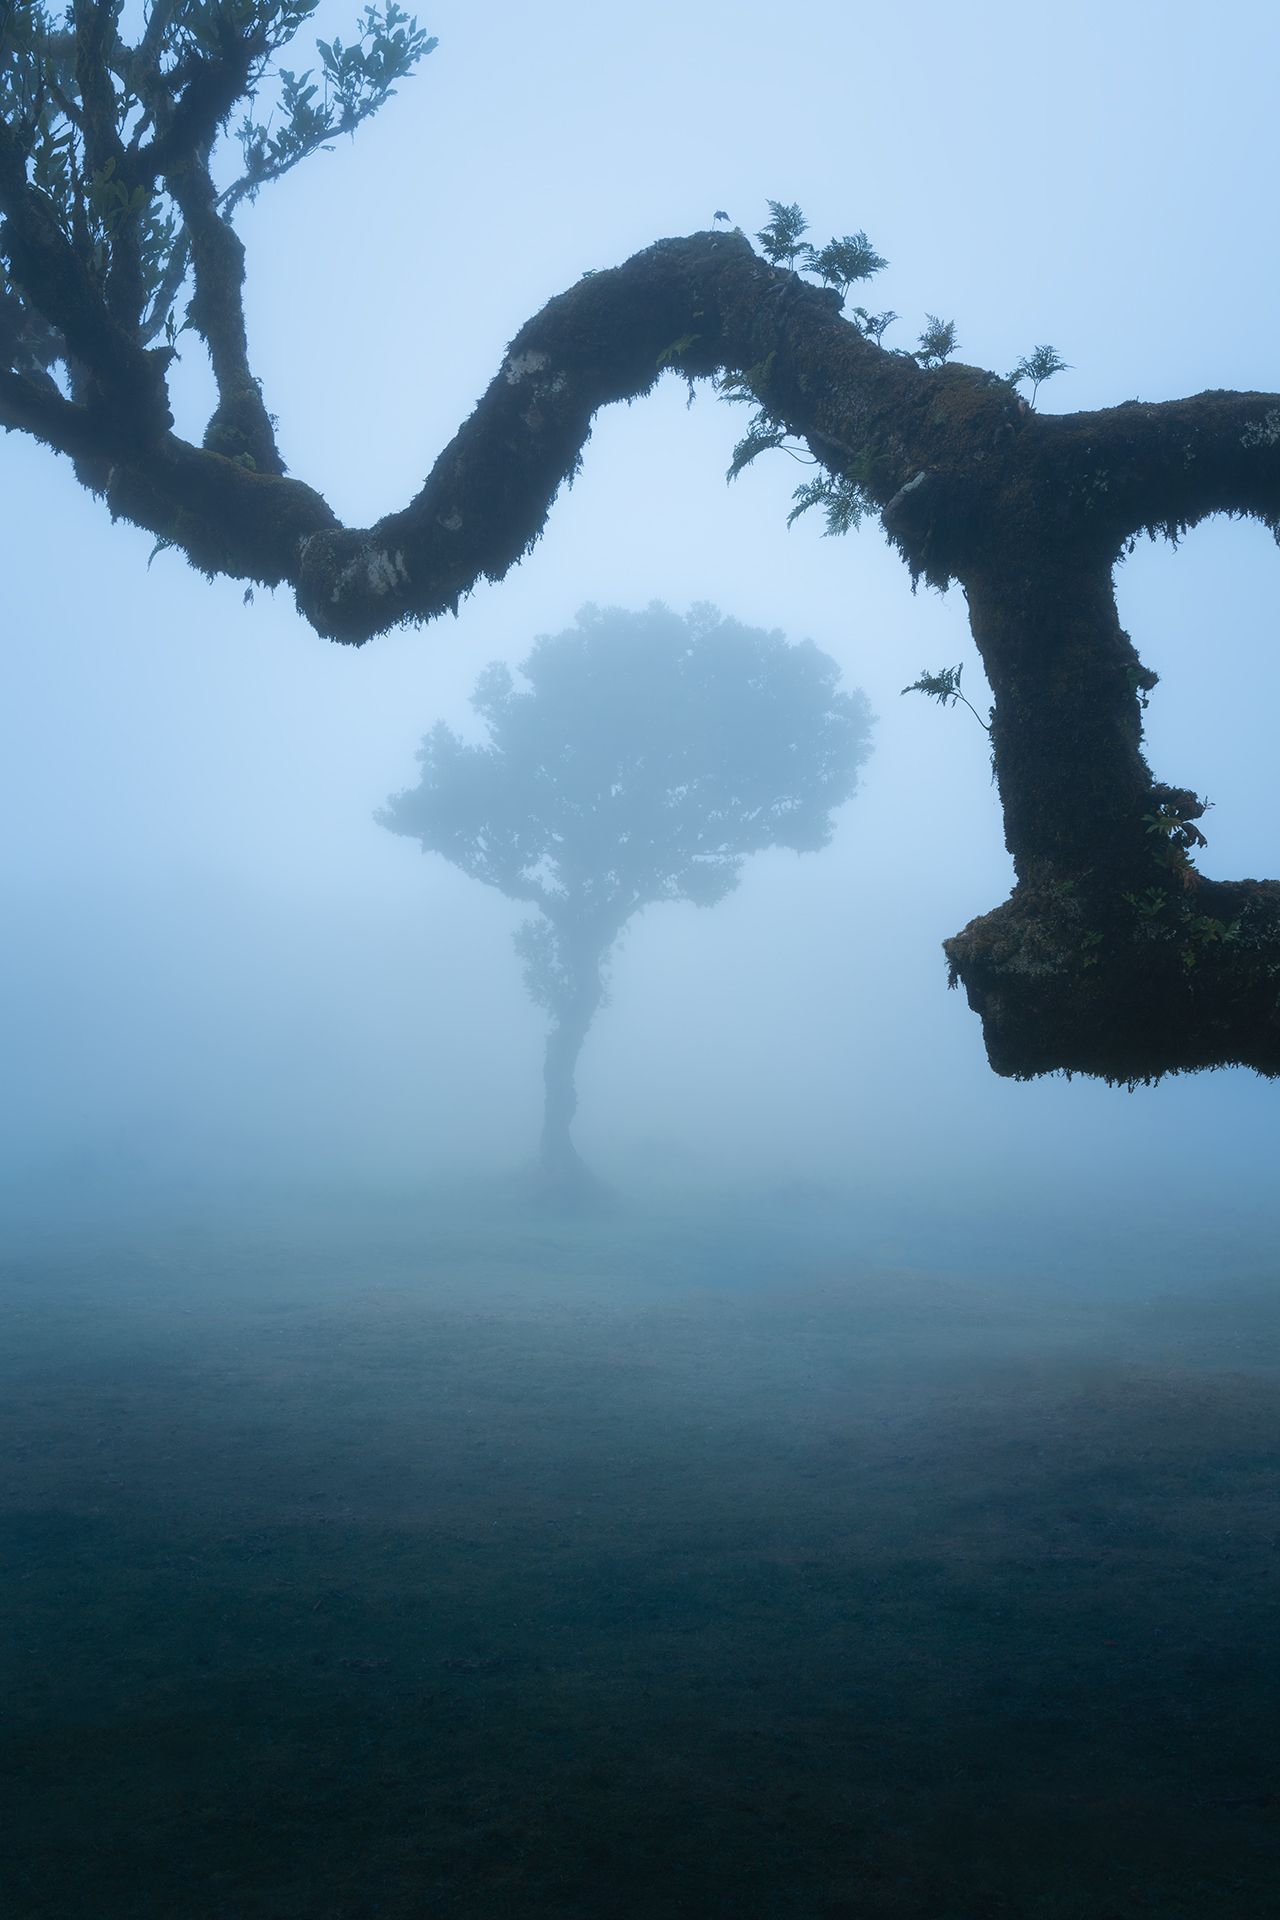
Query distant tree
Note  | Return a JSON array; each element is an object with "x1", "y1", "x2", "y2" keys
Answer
[
  {"x1": 6, "y1": 4, "x2": 1280, "y2": 1080},
  {"x1": 377, "y1": 604, "x2": 872, "y2": 1189}
]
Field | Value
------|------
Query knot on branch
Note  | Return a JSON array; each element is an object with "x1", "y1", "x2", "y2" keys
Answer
[
  {"x1": 201, "y1": 378, "x2": 286, "y2": 476},
  {"x1": 296, "y1": 526, "x2": 415, "y2": 641}
]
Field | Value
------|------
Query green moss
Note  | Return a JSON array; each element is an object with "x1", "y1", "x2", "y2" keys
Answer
[{"x1": 946, "y1": 876, "x2": 1280, "y2": 1081}]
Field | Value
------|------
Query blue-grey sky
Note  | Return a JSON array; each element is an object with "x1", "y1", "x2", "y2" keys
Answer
[{"x1": 3, "y1": 0, "x2": 1278, "y2": 1223}]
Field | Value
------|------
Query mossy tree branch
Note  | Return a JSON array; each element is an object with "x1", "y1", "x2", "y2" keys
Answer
[
  {"x1": 4, "y1": 5, "x2": 1280, "y2": 1083},
  {"x1": 165, "y1": 150, "x2": 283, "y2": 472},
  {"x1": 0, "y1": 107, "x2": 170, "y2": 434},
  {"x1": 1045, "y1": 393, "x2": 1280, "y2": 546},
  {"x1": 136, "y1": 20, "x2": 266, "y2": 183}
]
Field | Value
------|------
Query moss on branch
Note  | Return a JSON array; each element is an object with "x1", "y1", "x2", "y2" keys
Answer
[{"x1": 5, "y1": 18, "x2": 1280, "y2": 1087}]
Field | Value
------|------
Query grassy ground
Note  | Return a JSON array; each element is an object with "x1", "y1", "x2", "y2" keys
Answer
[{"x1": 2, "y1": 1189, "x2": 1278, "y2": 1917}]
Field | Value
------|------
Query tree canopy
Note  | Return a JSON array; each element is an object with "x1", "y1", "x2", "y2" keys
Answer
[
  {"x1": 378, "y1": 602, "x2": 872, "y2": 1183},
  {"x1": 4, "y1": 2, "x2": 1280, "y2": 1083}
]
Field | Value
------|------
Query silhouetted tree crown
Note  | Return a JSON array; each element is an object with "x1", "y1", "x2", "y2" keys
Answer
[
  {"x1": 378, "y1": 602, "x2": 870, "y2": 921},
  {"x1": 5, "y1": 3, "x2": 1280, "y2": 1083}
]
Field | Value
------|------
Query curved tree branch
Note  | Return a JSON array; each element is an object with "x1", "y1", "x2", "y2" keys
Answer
[
  {"x1": 5, "y1": 187, "x2": 1280, "y2": 1081},
  {"x1": 26, "y1": 224, "x2": 1280, "y2": 648},
  {"x1": 291, "y1": 231, "x2": 975, "y2": 639}
]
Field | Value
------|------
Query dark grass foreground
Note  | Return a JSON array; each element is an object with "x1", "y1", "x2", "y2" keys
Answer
[{"x1": 2, "y1": 1194, "x2": 1278, "y2": 1918}]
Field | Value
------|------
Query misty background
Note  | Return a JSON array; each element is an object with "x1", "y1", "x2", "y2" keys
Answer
[{"x1": 3, "y1": 0, "x2": 1278, "y2": 1251}]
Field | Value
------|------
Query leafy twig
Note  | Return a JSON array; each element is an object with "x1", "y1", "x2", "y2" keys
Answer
[
  {"x1": 1008, "y1": 344, "x2": 1070, "y2": 406},
  {"x1": 901, "y1": 662, "x2": 991, "y2": 731}
]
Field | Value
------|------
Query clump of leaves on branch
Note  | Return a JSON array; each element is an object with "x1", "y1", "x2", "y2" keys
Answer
[
  {"x1": 914, "y1": 314, "x2": 958, "y2": 368},
  {"x1": 4, "y1": 5, "x2": 1280, "y2": 1084},
  {"x1": 1008, "y1": 344, "x2": 1071, "y2": 406},
  {"x1": 755, "y1": 201, "x2": 889, "y2": 301},
  {"x1": 0, "y1": 0, "x2": 432, "y2": 480},
  {"x1": 720, "y1": 202, "x2": 1058, "y2": 529},
  {"x1": 235, "y1": 5, "x2": 433, "y2": 205},
  {"x1": 901, "y1": 662, "x2": 991, "y2": 733},
  {"x1": 754, "y1": 199, "x2": 810, "y2": 271}
]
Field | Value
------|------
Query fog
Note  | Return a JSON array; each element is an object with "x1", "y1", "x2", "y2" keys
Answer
[
  {"x1": 8, "y1": 522, "x2": 1278, "y2": 1243},
  {"x1": 5, "y1": 2, "x2": 1280, "y2": 1239},
  {"x1": 4, "y1": 3, "x2": 1279, "y2": 1914}
]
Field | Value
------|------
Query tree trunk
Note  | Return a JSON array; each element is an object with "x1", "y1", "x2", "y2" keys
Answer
[
  {"x1": 539, "y1": 983, "x2": 604, "y2": 1189},
  {"x1": 968, "y1": 552, "x2": 1160, "y2": 884},
  {"x1": 946, "y1": 555, "x2": 1280, "y2": 1081}
]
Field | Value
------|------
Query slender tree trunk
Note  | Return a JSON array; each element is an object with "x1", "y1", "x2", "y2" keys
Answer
[{"x1": 539, "y1": 976, "x2": 605, "y2": 1188}]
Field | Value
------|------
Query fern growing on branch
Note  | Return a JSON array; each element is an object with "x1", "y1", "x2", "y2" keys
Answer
[
  {"x1": 754, "y1": 199, "x2": 810, "y2": 268},
  {"x1": 787, "y1": 475, "x2": 870, "y2": 536},
  {"x1": 1008, "y1": 344, "x2": 1071, "y2": 406},
  {"x1": 901, "y1": 663, "x2": 991, "y2": 732}
]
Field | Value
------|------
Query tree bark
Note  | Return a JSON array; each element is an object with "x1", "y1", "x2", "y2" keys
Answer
[
  {"x1": 966, "y1": 550, "x2": 1159, "y2": 885},
  {"x1": 539, "y1": 978, "x2": 605, "y2": 1189},
  {"x1": 945, "y1": 555, "x2": 1280, "y2": 1081}
]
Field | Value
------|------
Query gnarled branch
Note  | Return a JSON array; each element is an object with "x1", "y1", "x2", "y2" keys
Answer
[{"x1": 5, "y1": 138, "x2": 1280, "y2": 1082}]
